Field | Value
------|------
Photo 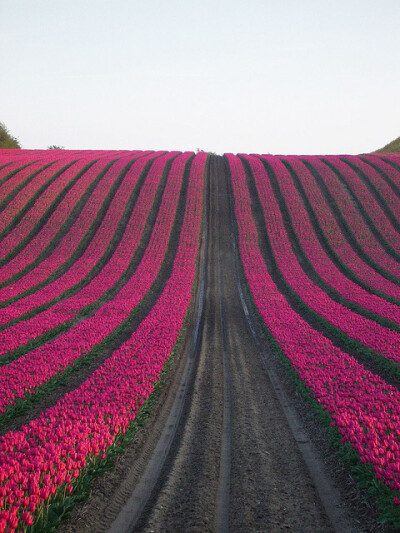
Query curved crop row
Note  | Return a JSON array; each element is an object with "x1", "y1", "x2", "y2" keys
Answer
[
  {"x1": 360, "y1": 156, "x2": 400, "y2": 202},
  {"x1": 0, "y1": 152, "x2": 130, "y2": 243},
  {"x1": 0, "y1": 150, "x2": 206, "y2": 532},
  {"x1": 0, "y1": 159, "x2": 101, "y2": 273},
  {"x1": 240, "y1": 155, "x2": 400, "y2": 371},
  {"x1": 323, "y1": 156, "x2": 400, "y2": 262},
  {"x1": 302, "y1": 157, "x2": 400, "y2": 282},
  {"x1": 227, "y1": 152, "x2": 400, "y2": 521},
  {"x1": 0, "y1": 153, "x2": 137, "y2": 274},
  {"x1": 258, "y1": 156, "x2": 400, "y2": 327},
  {"x1": 0, "y1": 162, "x2": 42, "y2": 189},
  {"x1": 345, "y1": 157, "x2": 400, "y2": 228},
  {"x1": 0, "y1": 160, "x2": 61, "y2": 218},
  {"x1": 286, "y1": 157, "x2": 400, "y2": 301},
  {"x1": 0, "y1": 152, "x2": 158, "y2": 319},
  {"x1": 0, "y1": 152, "x2": 112, "y2": 209},
  {"x1": 0, "y1": 153, "x2": 155, "y2": 294},
  {"x1": 0, "y1": 152, "x2": 185, "y2": 410}
]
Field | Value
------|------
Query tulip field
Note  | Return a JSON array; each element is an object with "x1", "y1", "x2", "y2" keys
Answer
[
  {"x1": 0, "y1": 149, "x2": 206, "y2": 532},
  {"x1": 226, "y1": 152, "x2": 400, "y2": 525},
  {"x1": 1, "y1": 147, "x2": 400, "y2": 530}
]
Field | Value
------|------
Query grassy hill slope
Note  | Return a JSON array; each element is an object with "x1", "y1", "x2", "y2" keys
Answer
[{"x1": 374, "y1": 136, "x2": 400, "y2": 153}]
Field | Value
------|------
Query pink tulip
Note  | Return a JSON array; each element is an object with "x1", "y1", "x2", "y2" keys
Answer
[{"x1": 0, "y1": 150, "x2": 206, "y2": 531}]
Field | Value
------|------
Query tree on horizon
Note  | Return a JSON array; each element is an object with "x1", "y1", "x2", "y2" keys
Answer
[{"x1": 0, "y1": 122, "x2": 21, "y2": 149}]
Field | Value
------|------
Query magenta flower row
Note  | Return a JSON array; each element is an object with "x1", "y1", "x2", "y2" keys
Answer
[
  {"x1": 0, "y1": 152, "x2": 189, "y2": 413},
  {"x1": 256, "y1": 155, "x2": 400, "y2": 324},
  {"x1": 324, "y1": 155, "x2": 400, "y2": 257},
  {"x1": 227, "y1": 152, "x2": 400, "y2": 501},
  {"x1": 283, "y1": 156, "x2": 400, "y2": 300},
  {"x1": 240, "y1": 154, "x2": 400, "y2": 367},
  {"x1": 0, "y1": 152, "x2": 155, "y2": 310},
  {"x1": 302, "y1": 156, "x2": 400, "y2": 278},
  {"x1": 0, "y1": 152, "x2": 124, "y2": 279},
  {"x1": 0, "y1": 151, "x2": 206, "y2": 531}
]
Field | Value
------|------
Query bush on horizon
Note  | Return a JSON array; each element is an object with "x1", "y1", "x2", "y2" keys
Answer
[{"x1": 0, "y1": 121, "x2": 21, "y2": 149}]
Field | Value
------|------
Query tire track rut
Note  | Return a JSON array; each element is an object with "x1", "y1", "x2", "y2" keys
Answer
[{"x1": 108, "y1": 156, "x2": 341, "y2": 532}]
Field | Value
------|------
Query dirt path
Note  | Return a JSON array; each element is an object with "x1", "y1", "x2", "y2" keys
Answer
[
  {"x1": 109, "y1": 156, "x2": 337, "y2": 532},
  {"x1": 60, "y1": 155, "x2": 386, "y2": 533}
]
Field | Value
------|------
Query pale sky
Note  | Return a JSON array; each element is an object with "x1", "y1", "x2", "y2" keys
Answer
[{"x1": 1, "y1": 0, "x2": 399, "y2": 154}]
